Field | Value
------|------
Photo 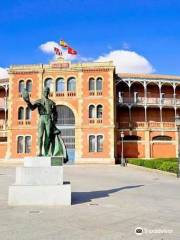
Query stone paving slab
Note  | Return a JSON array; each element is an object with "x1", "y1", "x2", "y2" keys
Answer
[{"x1": 0, "y1": 164, "x2": 180, "y2": 240}]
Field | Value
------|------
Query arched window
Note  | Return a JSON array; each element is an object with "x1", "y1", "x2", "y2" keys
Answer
[
  {"x1": 89, "y1": 135, "x2": 96, "y2": 152},
  {"x1": 56, "y1": 78, "x2": 65, "y2": 92},
  {"x1": 19, "y1": 80, "x2": 25, "y2": 93},
  {"x1": 18, "y1": 107, "x2": 24, "y2": 120},
  {"x1": 152, "y1": 135, "x2": 172, "y2": 141},
  {"x1": 97, "y1": 135, "x2": 103, "y2": 152},
  {"x1": 89, "y1": 78, "x2": 95, "y2": 91},
  {"x1": 67, "y1": 77, "x2": 76, "y2": 91},
  {"x1": 123, "y1": 135, "x2": 141, "y2": 140},
  {"x1": 96, "y1": 77, "x2": 102, "y2": 91},
  {"x1": 89, "y1": 105, "x2": 96, "y2": 118},
  {"x1": 44, "y1": 78, "x2": 53, "y2": 92},
  {"x1": 56, "y1": 105, "x2": 75, "y2": 125},
  {"x1": 56, "y1": 105, "x2": 75, "y2": 158},
  {"x1": 17, "y1": 136, "x2": 23, "y2": 153},
  {"x1": 25, "y1": 136, "x2": 31, "y2": 153},
  {"x1": 26, "y1": 107, "x2": 31, "y2": 120},
  {"x1": 97, "y1": 105, "x2": 103, "y2": 118},
  {"x1": 26, "y1": 80, "x2": 32, "y2": 92}
]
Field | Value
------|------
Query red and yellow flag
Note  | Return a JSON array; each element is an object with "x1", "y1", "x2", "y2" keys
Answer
[
  {"x1": 68, "y1": 46, "x2": 77, "y2": 55},
  {"x1": 54, "y1": 47, "x2": 62, "y2": 56},
  {"x1": 59, "y1": 40, "x2": 68, "y2": 48}
]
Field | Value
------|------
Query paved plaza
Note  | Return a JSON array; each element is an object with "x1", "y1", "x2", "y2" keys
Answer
[{"x1": 0, "y1": 163, "x2": 180, "y2": 240}]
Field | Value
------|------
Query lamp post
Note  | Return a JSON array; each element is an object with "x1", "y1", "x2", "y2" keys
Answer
[
  {"x1": 175, "y1": 115, "x2": 180, "y2": 178},
  {"x1": 120, "y1": 131, "x2": 125, "y2": 166}
]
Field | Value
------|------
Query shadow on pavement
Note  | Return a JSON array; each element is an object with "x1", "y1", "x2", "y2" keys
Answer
[{"x1": 72, "y1": 185, "x2": 144, "y2": 205}]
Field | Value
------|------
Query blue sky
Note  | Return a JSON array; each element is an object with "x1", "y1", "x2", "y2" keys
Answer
[{"x1": 0, "y1": 0, "x2": 180, "y2": 75}]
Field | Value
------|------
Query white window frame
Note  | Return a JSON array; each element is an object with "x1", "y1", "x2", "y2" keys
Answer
[{"x1": 88, "y1": 134, "x2": 104, "y2": 152}]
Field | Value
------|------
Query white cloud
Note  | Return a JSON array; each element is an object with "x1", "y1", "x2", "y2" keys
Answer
[
  {"x1": 39, "y1": 41, "x2": 60, "y2": 54},
  {"x1": 95, "y1": 50, "x2": 155, "y2": 73},
  {"x1": 39, "y1": 42, "x2": 155, "y2": 73},
  {"x1": 0, "y1": 67, "x2": 8, "y2": 79},
  {"x1": 76, "y1": 56, "x2": 94, "y2": 62}
]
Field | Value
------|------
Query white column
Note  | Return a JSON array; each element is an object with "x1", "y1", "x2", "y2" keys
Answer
[
  {"x1": 144, "y1": 106, "x2": 147, "y2": 122},
  {"x1": 175, "y1": 107, "x2": 177, "y2": 120},
  {"x1": 134, "y1": 92, "x2": 138, "y2": 103},
  {"x1": 129, "y1": 106, "x2": 132, "y2": 128},
  {"x1": 128, "y1": 84, "x2": 131, "y2": 104},
  {"x1": 144, "y1": 85, "x2": 147, "y2": 104},
  {"x1": 159, "y1": 82, "x2": 162, "y2": 105},
  {"x1": 144, "y1": 82, "x2": 147, "y2": 123},
  {"x1": 174, "y1": 84, "x2": 176, "y2": 105},
  {"x1": 160, "y1": 106, "x2": 163, "y2": 123}
]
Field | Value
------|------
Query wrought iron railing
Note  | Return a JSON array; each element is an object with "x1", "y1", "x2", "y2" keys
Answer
[
  {"x1": 117, "y1": 121, "x2": 176, "y2": 129},
  {"x1": 118, "y1": 96, "x2": 180, "y2": 106}
]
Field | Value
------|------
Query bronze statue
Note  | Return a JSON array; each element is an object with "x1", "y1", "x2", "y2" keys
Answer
[{"x1": 22, "y1": 87, "x2": 68, "y2": 162}]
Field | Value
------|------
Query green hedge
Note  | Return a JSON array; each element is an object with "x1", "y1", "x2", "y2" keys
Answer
[
  {"x1": 128, "y1": 159, "x2": 178, "y2": 174},
  {"x1": 128, "y1": 158, "x2": 177, "y2": 162}
]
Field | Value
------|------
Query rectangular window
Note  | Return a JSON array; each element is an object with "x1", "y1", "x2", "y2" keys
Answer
[
  {"x1": 25, "y1": 136, "x2": 31, "y2": 153},
  {"x1": 17, "y1": 136, "x2": 23, "y2": 153},
  {"x1": 17, "y1": 136, "x2": 32, "y2": 154},
  {"x1": 89, "y1": 135, "x2": 103, "y2": 152},
  {"x1": 96, "y1": 78, "x2": 102, "y2": 91},
  {"x1": 97, "y1": 135, "x2": 103, "y2": 152},
  {"x1": 89, "y1": 78, "x2": 95, "y2": 91},
  {"x1": 89, "y1": 135, "x2": 96, "y2": 152},
  {"x1": 97, "y1": 105, "x2": 103, "y2": 119}
]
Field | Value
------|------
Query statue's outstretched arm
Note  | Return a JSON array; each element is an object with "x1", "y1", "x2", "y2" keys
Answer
[
  {"x1": 22, "y1": 88, "x2": 38, "y2": 111},
  {"x1": 27, "y1": 101, "x2": 38, "y2": 111}
]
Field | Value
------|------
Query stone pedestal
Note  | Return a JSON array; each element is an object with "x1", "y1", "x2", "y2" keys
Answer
[{"x1": 8, "y1": 157, "x2": 71, "y2": 206}]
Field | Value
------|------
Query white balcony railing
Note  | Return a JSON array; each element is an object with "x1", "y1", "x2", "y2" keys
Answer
[
  {"x1": 117, "y1": 121, "x2": 175, "y2": 129},
  {"x1": 118, "y1": 97, "x2": 180, "y2": 106}
]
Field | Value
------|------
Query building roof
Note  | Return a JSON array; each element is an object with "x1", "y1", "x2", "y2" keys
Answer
[
  {"x1": 118, "y1": 73, "x2": 180, "y2": 80},
  {"x1": 9, "y1": 59, "x2": 115, "y2": 73}
]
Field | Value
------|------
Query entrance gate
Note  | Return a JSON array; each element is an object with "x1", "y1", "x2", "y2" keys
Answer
[{"x1": 56, "y1": 105, "x2": 75, "y2": 163}]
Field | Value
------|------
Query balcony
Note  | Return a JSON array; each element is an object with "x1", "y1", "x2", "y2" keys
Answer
[
  {"x1": 67, "y1": 91, "x2": 76, "y2": 97},
  {"x1": 89, "y1": 90, "x2": 103, "y2": 96},
  {"x1": 117, "y1": 121, "x2": 176, "y2": 129},
  {"x1": 17, "y1": 120, "x2": 31, "y2": 125},
  {"x1": 88, "y1": 118, "x2": 103, "y2": 124},
  {"x1": 54, "y1": 91, "x2": 76, "y2": 97},
  {"x1": 56, "y1": 92, "x2": 65, "y2": 97},
  {"x1": 117, "y1": 96, "x2": 179, "y2": 106}
]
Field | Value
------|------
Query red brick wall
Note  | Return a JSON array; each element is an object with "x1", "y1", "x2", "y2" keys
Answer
[
  {"x1": 0, "y1": 143, "x2": 7, "y2": 158},
  {"x1": 117, "y1": 142, "x2": 145, "y2": 158},
  {"x1": 151, "y1": 143, "x2": 176, "y2": 158}
]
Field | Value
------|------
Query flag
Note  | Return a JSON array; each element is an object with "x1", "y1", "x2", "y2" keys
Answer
[
  {"x1": 54, "y1": 47, "x2": 62, "y2": 56},
  {"x1": 68, "y1": 46, "x2": 77, "y2": 55},
  {"x1": 59, "y1": 40, "x2": 68, "y2": 48}
]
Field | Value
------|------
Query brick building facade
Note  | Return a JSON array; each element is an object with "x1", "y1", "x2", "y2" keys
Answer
[{"x1": 0, "y1": 58, "x2": 179, "y2": 163}]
